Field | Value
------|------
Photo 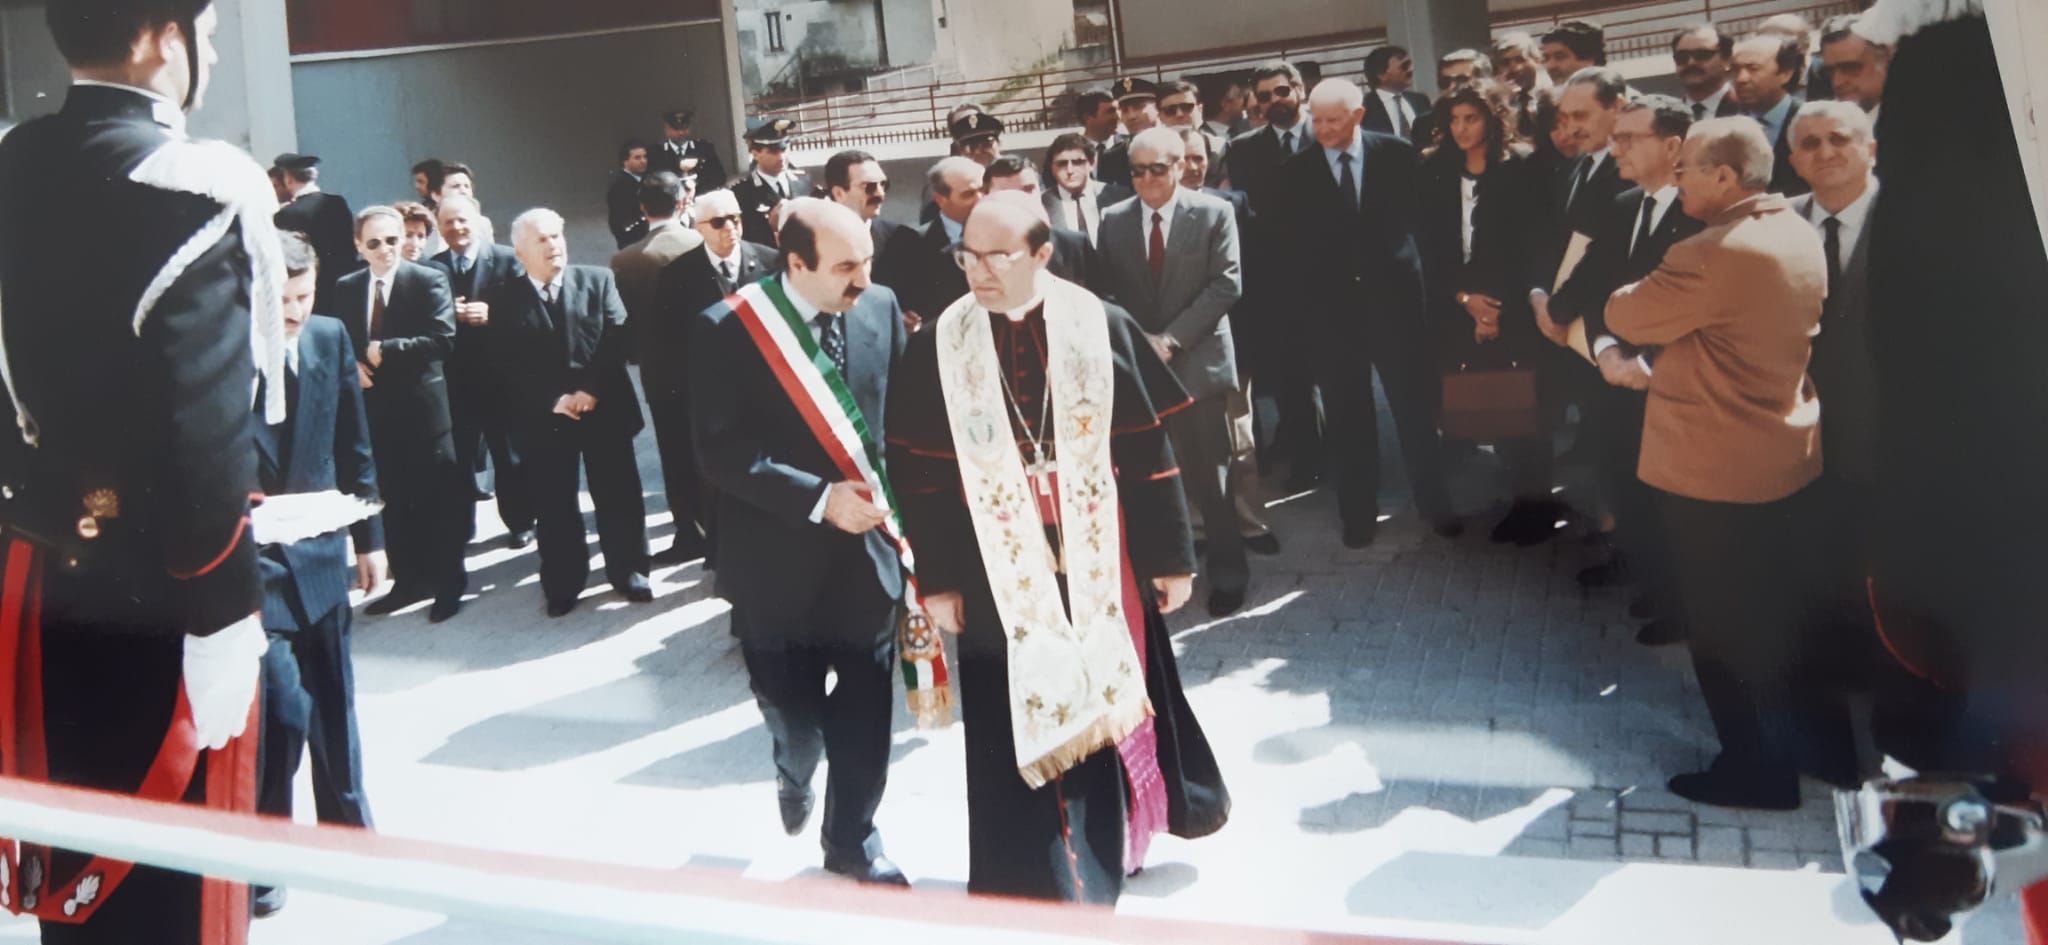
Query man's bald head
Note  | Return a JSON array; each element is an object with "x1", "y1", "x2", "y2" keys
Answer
[{"x1": 779, "y1": 197, "x2": 875, "y2": 312}]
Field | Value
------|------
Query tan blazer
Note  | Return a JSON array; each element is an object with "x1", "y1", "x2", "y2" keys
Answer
[{"x1": 1605, "y1": 192, "x2": 1826, "y2": 503}]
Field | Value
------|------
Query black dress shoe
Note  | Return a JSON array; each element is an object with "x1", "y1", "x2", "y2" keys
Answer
[
  {"x1": 1246, "y1": 533, "x2": 1282, "y2": 555},
  {"x1": 1282, "y1": 468, "x2": 1321, "y2": 494},
  {"x1": 1634, "y1": 619, "x2": 1685, "y2": 647},
  {"x1": 617, "y1": 577, "x2": 654, "y2": 603},
  {"x1": 252, "y1": 885, "x2": 285, "y2": 919},
  {"x1": 778, "y1": 787, "x2": 814, "y2": 836},
  {"x1": 1577, "y1": 558, "x2": 1631, "y2": 589},
  {"x1": 1341, "y1": 522, "x2": 1376, "y2": 549},
  {"x1": 364, "y1": 586, "x2": 429, "y2": 616},
  {"x1": 1488, "y1": 503, "x2": 1551, "y2": 545},
  {"x1": 1667, "y1": 768, "x2": 1800, "y2": 811},
  {"x1": 427, "y1": 596, "x2": 463, "y2": 624},
  {"x1": 1432, "y1": 518, "x2": 1465, "y2": 539},
  {"x1": 1207, "y1": 588, "x2": 1246, "y2": 617},
  {"x1": 546, "y1": 598, "x2": 578, "y2": 618},
  {"x1": 506, "y1": 529, "x2": 535, "y2": 550},
  {"x1": 823, "y1": 852, "x2": 910, "y2": 887}
]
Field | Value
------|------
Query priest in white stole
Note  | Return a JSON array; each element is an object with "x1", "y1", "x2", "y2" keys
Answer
[{"x1": 887, "y1": 193, "x2": 1229, "y2": 903}]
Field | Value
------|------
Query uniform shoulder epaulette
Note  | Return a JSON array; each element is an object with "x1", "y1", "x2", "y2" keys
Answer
[{"x1": 1855, "y1": 0, "x2": 1982, "y2": 44}]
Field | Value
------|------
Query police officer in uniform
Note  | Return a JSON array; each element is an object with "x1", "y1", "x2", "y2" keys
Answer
[
  {"x1": 0, "y1": 1, "x2": 275, "y2": 940},
  {"x1": 729, "y1": 119, "x2": 809, "y2": 247},
  {"x1": 658, "y1": 109, "x2": 728, "y2": 197},
  {"x1": 1096, "y1": 77, "x2": 1162, "y2": 188},
  {"x1": 272, "y1": 153, "x2": 359, "y2": 316}
]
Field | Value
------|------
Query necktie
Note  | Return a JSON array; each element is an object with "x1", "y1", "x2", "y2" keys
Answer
[
  {"x1": 1337, "y1": 152, "x2": 1358, "y2": 213},
  {"x1": 456, "y1": 253, "x2": 471, "y2": 277},
  {"x1": 1075, "y1": 196, "x2": 1091, "y2": 242},
  {"x1": 1693, "y1": 102, "x2": 1707, "y2": 121},
  {"x1": 1822, "y1": 216, "x2": 1843, "y2": 298},
  {"x1": 1148, "y1": 210, "x2": 1166, "y2": 285},
  {"x1": 1281, "y1": 131, "x2": 1294, "y2": 153},
  {"x1": 1632, "y1": 194, "x2": 1658, "y2": 261},
  {"x1": 1390, "y1": 94, "x2": 1409, "y2": 138},
  {"x1": 719, "y1": 260, "x2": 735, "y2": 287},
  {"x1": 815, "y1": 312, "x2": 846, "y2": 375},
  {"x1": 370, "y1": 278, "x2": 386, "y2": 338}
]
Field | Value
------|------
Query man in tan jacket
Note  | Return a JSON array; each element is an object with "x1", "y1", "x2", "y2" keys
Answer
[{"x1": 1606, "y1": 117, "x2": 1854, "y2": 810}]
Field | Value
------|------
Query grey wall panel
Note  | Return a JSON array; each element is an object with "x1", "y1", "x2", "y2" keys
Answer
[{"x1": 290, "y1": 21, "x2": 735, "y2": 267}]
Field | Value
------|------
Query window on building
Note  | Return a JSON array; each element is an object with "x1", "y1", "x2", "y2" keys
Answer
[{"x1": 765, "y1": 11, "x2": 786, "y2": 53}]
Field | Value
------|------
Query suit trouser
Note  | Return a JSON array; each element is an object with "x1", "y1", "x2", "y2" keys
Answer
[
  {"x1": 258, "y1": 593, "x2": 372, "y2": 830},
  {"x1": 733, "y1": 568, "x2": 897, "y2": 861},
  {"x1": 377, "y1": 452, "x2": 469, "y2": 602},
  {"x1": 1592, "y1": 384, "x2": 1682, "y2": 621},
  {"x1": 450, "y1": 371, "x2": 534, "y2": 536},
  {"x1": 646, "y1": 395, "x2": 713, "y2": 549},
  {"x1": 1314, "y1": 312, "x2": 1452, "y2": 529},
  {"x1": 1224, "y1": 384, "x2": 1272, "y2": 538},
  {"x1": 1656, "y1": 485, "x2": 1857, "y2": 787},
  {"x1": 1167, "y1": 396, "x2": 1248, "y2": 595},
  {"x1": 524, "y1": 425, "x2": 650, "y2": 604}
]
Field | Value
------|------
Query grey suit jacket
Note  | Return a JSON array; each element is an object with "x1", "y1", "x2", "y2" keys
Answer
[
  {"x1": 1097, "y1": 187, "x2": 1243, "y2": 401},
  {"x1": 610, "y1": 223, "x2": 705, "y2": 396},
  {"x1": 1791, "y1": 186, "x2": 1878, "y2": 484}
]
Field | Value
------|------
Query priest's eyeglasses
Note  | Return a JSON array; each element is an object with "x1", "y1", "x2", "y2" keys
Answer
[{"x1": 953, "y1": 246, "x2": 1030, "y2": 274}]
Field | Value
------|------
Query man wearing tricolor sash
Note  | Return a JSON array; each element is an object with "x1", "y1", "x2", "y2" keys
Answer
[
  {"x1": 886, "y1": 193, "x2": 1228, "y2": 904},
  {"x1": 689, "y1": 199, "x2": 914, "y2": 886}
]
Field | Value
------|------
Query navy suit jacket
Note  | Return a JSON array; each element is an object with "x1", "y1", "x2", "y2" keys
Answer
[
  {"x1": 689, "y1": 280, "x2": 906, "y2": 630},
  {"x1": 482, "y1": 265, "x2": 645, "y2": 446},
  {"x1": 258, "y1": 315, "x2": 383, "y2": 631},
  {"x1": 1274, "y1": 130, "x2": 1430, "y2": 327}
]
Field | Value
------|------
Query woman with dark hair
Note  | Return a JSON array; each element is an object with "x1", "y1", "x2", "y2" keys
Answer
[{"x1": 1416, "y1": 80, "x2": 1556, "y2": 545}]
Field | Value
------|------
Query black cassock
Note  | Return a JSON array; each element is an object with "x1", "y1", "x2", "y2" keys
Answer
[{"x1": 887, "y1": 301, "x2": 1229, "y2": 904}]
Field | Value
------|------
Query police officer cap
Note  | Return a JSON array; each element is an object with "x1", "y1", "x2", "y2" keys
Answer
[
  {"x1": 271, "y1": 153, "x2": 321, "y2": 172},
  {"x1": 1110, "y1": 77, "x2": 1160, "y2": 103},
  {"x1": 746, "y1": 119, "x2": 796, "y2": 147},
  {"x1": 949, "y1": 110, "x2": 1004, "y2": 142},
  {"x1": 663, "y1": 109, "x2": 695, "y2": 128}
]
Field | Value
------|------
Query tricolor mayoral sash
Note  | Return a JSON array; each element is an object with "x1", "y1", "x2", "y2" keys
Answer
[
  {"x1": 723, "y1": 277, "x2": 954, "y2": 727},
  {"x1": 932, "y1": 275, "x2": 1155, "y2": 790}
]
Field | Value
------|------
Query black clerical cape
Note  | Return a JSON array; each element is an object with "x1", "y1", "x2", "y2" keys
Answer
[{"x1": 886, "y1": 301, "x2": 1228, "y2": 903}]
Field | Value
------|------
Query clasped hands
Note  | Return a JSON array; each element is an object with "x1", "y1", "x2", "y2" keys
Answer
[
  {"x1": 455, "y1": 296, "x2": 490, "y2": 328},
  {"x1": 1462, "y1": 292, "x2": 1504, "y2": 344},
  {"x1": 922, "y1": 574, "x2": 1193, "y2": 635},
  {"x1": 552, "y1": 390, "x2": 598, "y2": 419}
]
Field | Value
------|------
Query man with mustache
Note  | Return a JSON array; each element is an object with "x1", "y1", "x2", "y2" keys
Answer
[
  {"x1": 824, "y1": 149, "x2": 918, "y2": 305},
  {"x1": 485, "y1": 209, "x2": 652, "y2": 617},
  {"x1": 1671, "y1": 24, "x2": 1740, "y2": 120}
]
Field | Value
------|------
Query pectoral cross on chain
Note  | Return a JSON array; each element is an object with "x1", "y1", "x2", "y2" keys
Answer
[{"x1": 1026, "y1": 448, "x2": 1057, "y2": 499}]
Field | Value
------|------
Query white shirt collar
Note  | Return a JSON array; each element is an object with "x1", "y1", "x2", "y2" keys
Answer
[
  {"x1": 709, "y1": 242, "x2": 742, "y2": 272},
  {"x1": 1273, "y1": 114, "x2": 1312, "y2": 146},
  {"x1": 527, "y1": 272, "x2": 563, "y2": 297},
  {"x1": 71, "y1": 79, "x2": 185, "y2": 133},
  {"x1": 1808, "y1": 177, "x2": 1879, "y2": 233},
  {"x1": 1141, "y1": 187, "x2": 1182, "y2": 222},
  {"x1": 1690, "y1": 83, "x2": 1733, "y2": 112},
  {"x1": 779, "y1": 274, "x2": 831, "y2": 319},
  {"x1": 1584, "y1": 148, "x2": 1611, "y2": 173},
  {"x1": 284, "y1": 331, "x2": 302, "y2": 375},
  {"x1": 1323, "y1": 129, "x2": 1365, "y2": 174},
  {"x1": 455, "y1": 241, "x2": 481, "y2": 265}
]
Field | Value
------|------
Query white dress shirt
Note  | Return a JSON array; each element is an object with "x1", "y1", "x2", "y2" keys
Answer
[
  {"x1": 708, "y1": 243, "x2": 744, "y2": 284},
  {"x1": 1270, "y1": 114, "x2": 1313, "y2": 154},
  {"x1": 1458, "y1": 175, "x2": 1480, "y2": 262},
  {"x1": 1687, "y1": 83, "x2": 1733, "y2": 119},
  {"x1": 777, "y1": 274, "x2": 848, "y2": 524},
  {"x1": 362, "y1": 268, "x2": 396, "y2": 336},
  {"x1": 1805, "y1": 179, "x2": 1878, "y2": 272},
  {"x1": 1591, "y1": 184, "x2": 1680, "y2": 363},
  {"x1": 1375, "y1": 88, "x2": 1416, "y2": 132},
  {"x1": 1141, "y1": 188, "x2": 1182, "y2": 249},
  {"x1": 1322, "y1": 130, "x2": 1366, "y2": 204},
  {"x1": 1056, "y1": 179, "x2": 1109, "y2": 243},
  {"x1": 527, "y1": 273, "x2": 563, "y2": 302}
]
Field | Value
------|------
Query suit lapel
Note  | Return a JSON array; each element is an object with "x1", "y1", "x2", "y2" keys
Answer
[
  {"x1": 1161, "y1": 199, "x2": 1202, "y2": 296},
  {"x1": 1113, "y1": 207, "x2": 1157, "y2": 312}
]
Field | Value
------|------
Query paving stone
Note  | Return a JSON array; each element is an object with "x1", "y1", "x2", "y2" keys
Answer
[
  {"x1": 1571, "y1": 818, "x2": 1618, "y2": 839},
  {"x1": 1620, "y1": 833, "x2": 1656, "y2": 857},
  {"x1": 1620, "y1": 810, "x2": 1692, "y2": 835},
  {"x1": 1697, "y1": 826, "x2": 1746, "y2": 865},
  {"x1": 1748, "y1": 851, "x2": 1806, "y2": 870},
  {"x1": 1569, "y1": 835, "x2": 1619, "y2": 859},
  {"x1": 1657, "y1": 835, "x2": 1696, "y2": 859}
]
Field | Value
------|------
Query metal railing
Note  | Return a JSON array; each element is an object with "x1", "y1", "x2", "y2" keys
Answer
[{"x1": 756, "y1": 0, "x2": 1853, "y2": 151}]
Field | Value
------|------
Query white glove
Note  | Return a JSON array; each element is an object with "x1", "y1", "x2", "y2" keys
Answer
[{"x1": 182, "y1": 614, "x2": 266, "y2": 751}]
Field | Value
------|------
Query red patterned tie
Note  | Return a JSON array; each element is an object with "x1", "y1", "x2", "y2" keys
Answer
[{"x1": 1148, "y1": 210, "x2": 1165, "y2": 286}]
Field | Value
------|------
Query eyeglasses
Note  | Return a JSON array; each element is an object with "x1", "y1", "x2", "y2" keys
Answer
[
  {"x1": 952, "y1": 246, "x2": 1030, "y2": 274},
  {"x1": 704, "y1": 215, "x2": 745, "y2": 230},
  {"x1": 1130, "y1": 162, "x2": 1179, "y2": 179},
  {"x1": 1161, "y1": 102, "x2": 1198, "y2": 117},
  {"x1": 361, "y1": 236, "x2": 402, "y2": 249},
  {"x1": 856, "y1": 180, "x2": 888, "y2": 194},
  {"x1": 1052, "y1": 157, "x2": 1092, "y2": 169},
  {"x1": 1672, "y1": 49, "x2": 1719, "y2": 65},
  {"x1": 1254, "y1": 85, "x2": 1295, "y2": 102}
]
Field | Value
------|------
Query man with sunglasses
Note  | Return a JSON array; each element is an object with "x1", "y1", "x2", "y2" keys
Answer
[
  {"x1": 732, "y1": 119, "x2": 810, "y2": 246},
  {"x1": 1040, "y1": 132, "x2": 1132, "y2": 248},
  {"x1": 1671, "y1": 24, "x2": 1740, "y2": 121},
  {"x1": 1159, "y1": 80, "x2": 1229, "y2": 187},
  {"x1": 1225, "y1": 60, "x2": 1323, "y2": 490},
  {"x1": 1362, "y1": 46, "x2": 1432, "y2": 142},
  {"x1": 651, "y1": 189, "x2": 783, "y2": 558},
  {"x1": 825, "y1": 149, "x2": 919, "y2": 303},
  {"x1": 339, "y1": 206, "x2": 467, "y2": 624}
]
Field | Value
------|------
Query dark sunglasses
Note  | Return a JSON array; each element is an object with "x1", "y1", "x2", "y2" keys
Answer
[
  {"x1": 705, "y1": 215, "x2": 745, "y2": 229},
  {"x1": 1130, "y1": 162, "x2": 1179, "y2": 179},
  {"x1": 1254, "y1": 85, "x2": 1295, "y2": 102},
  {"x1": 361, "y1": 236, "x2": 402, "y2": 249},
  {"x1": 1161, "y1": 102, "x2": 1199, "y2": 116},
  {"x1": 1052, "y1": 157, "x2": 1092, "y2": 169},
  {"x1": 1672, "y1": 49, "x2": 1720, "y2": 64},
  {"x1": 857, "y1": 181, "x2": 888, "y2": 194}
]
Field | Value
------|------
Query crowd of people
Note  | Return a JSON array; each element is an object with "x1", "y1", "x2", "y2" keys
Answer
[{"x1": 8, "y1": 0, "x2": 2048, "y2": 941}]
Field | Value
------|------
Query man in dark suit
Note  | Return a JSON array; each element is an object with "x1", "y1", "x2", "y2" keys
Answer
[
  {"x1": 428, "y1": 193, "x2": 534, "y2": 549},
  {"x1": 1361, "y1": 46, "x2": 1432, "y2": 141},
  {"x1": 1276, "y1": 80, "x2": 1458, "y2": 547},
  {"x1": 1672, "y1": 25, "x2": 1741, "y2": 121},
  {"x1": 611, "y1": 173, "x2": 705, "y2": 563},
  {"x1": 1732, "y1": 34, "x2": 1809, "y2": 196},
  {"x1": 273, "y1": 153, "x2": 359, "y2": 315},
  {"x1": 689, "y1": 199, "x2": 910, "y2": 886},
  {"x1": 822, "y1": 149, "x2": 920, "y2": 300},
  {"x1": 1096, "y1": 77, "x2": 1161, "y2": 188},
  {"x1": 0, "y1": 11, "x2": 270, "y2": 935},
  {"x1": 1227, "y1": 62, "x2": 1322, "y2": 487},
  {"x1": 656, "y1": 109, "x2": 727, "y2": 195},
  {"x1": 1041, "y1": 133, "x2": 1134, "y2": 247},
  {"x1": 898, "y1": 156, "x2": 983, "y2": 326},
  {"x1": 487, "y1": 210, "x2": 652, "y2": 616},
  {"x1": 338, "y1": 206, "x2": 467, "y2": 623},
  {"x1": 1542, "y1": 68, "x2": 1631, "y2": 285},
  {"x1": 981, "y1": 156, "x2": 1103, "y2": 293},
  {"x1": 252, "y1": 235, "x2": 383, "y2": 917},
  {"x1": 730, "y1": 119, "x2": 809, "y2": 247},
  {"x1": 650, "y1": 189, "x2": 781, "y2": 561},
  {"x1": 607, "y1": 138, "x2": 652, "y2": 249},
  {"x1": 1536, "y1": 96, "x2": 1704, "y2": 647},
  {"x1": 1098, "y1": 129, "x2": 1249, "y2": 615}
]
